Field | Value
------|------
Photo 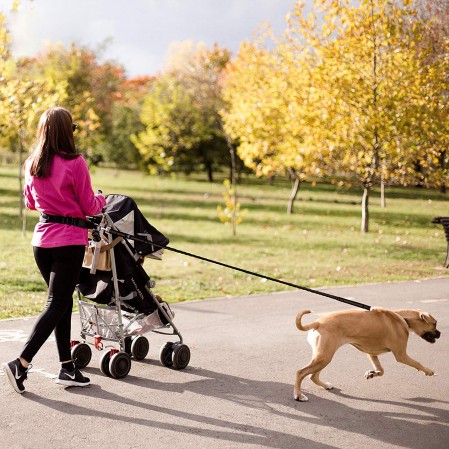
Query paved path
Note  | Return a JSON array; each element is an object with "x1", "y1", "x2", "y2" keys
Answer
[{"x1": 1, "y1": 277, "x2": 449, "y2": 449}]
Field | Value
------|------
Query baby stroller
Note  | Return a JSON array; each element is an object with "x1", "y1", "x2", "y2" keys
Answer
[{"x1": 73, "y1": 194, "x2": 190, "y2": 379}]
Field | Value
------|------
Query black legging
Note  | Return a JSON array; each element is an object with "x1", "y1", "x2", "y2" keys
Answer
[{"x1": 20, "y1": 245, "x2": 85, "y2": 363}]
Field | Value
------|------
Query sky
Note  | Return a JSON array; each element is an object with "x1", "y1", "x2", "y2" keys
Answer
[{"x1": 0, "y1": 0, "x2": 296, "y2": 78}]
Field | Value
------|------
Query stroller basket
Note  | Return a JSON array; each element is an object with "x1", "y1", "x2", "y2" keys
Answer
[
  {"x1": 73, "y1": 194, "x2": 190, "y2": 379},
  {"x1": 78, "y1": 300, "x2": 175, "y2": 340}
]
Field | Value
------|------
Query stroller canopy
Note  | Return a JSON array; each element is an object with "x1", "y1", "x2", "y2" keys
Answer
[
  {"x1": 101, "y1": 194, "x2": 169, "y2": 257},
  {"x1": 79, "y1": 194, "x2": 169, "y2": 314}
]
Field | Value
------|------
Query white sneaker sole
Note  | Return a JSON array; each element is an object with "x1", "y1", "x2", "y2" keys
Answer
[{"x1": 55, "y1": 378, "x2": 90, "y2": 387}]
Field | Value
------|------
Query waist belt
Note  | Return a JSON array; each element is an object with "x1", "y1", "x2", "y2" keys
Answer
[{"x1": 39, "y1": 213, "x2": 93, "y2": 229}]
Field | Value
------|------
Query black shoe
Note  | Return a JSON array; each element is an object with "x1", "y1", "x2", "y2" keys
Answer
[
  {"x1": 2, "y1": 359, "x2": 31, "y2": 394},
  {"x1": 55, "y1": 367, "x2": 90, "y2": 387}
]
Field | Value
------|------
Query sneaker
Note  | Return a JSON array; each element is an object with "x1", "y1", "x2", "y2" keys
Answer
[
  {"x1": 2, "y1": 359, "x2": 31, "y2": 394},
  {"x1": 55, "y1": 367, "x2": 90, "y2": 387}
]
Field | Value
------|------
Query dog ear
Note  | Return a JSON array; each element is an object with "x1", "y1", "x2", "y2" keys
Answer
[
  {"x1": 395, "y1": 310, "x2": 420, "y2": 320},
  {"x1": 420, "y1": 313, "x2": 436, "y2": 325}
]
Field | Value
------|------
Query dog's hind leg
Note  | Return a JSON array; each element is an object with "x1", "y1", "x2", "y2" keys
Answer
[
  {"x1": 294, "y1": 368, "x2": 311, "y2": 402},
  {"x1": 294, "y1": 357, "x2": 333, "y2": 402},
  {"x1": 294, "y1": 331, "x2": 334, "y2": 401},
  {"x1": 308, "y1": 329, "x2": 334, "y2": 390},
  {"x1": 365, "y1": 355, "x2": 384, "y2": 379},
  {"x1": 310, "y1": 367, "x2": 333, "y2": 391}
]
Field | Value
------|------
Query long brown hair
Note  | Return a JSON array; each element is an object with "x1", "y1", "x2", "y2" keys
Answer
[{"x1": 28, "y1": 107, "x2": 79, "y2": 178}]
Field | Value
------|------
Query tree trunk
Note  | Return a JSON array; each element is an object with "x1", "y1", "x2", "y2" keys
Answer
[
  {"x1": 361, "y1": 186, "x2": 370, "y2": 233},
  {"x1": 287, "y1": 174, "x2": 301, "y2": 215},
  {"x1": 230, "y1": 147, "x2": 237, "y2": 236},
  {"x1": 19, "y1": 131, "x2": 23, "y2": 218},
  {"x1": 380, "y1": 178, "x2": 386, "y2": 208},
  {"x1": 206, "y1": 161, "x2": 213, "y2": 183},
  {"x1": 440, "y1": 149, "x2": 447, "y2": 193},
  {"x1": 19, "y1": 131, "x2": 27, "y2": 236},
  {"x1": 221, "y1": 119, "x2": 237, "y2": 236}
]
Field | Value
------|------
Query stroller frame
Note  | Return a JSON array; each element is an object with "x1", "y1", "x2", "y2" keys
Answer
[{"x1": 73, "y1": 213, "x2": 190, "y2": 379}]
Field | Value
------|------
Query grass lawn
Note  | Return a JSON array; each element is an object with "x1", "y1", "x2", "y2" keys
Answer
[{"x1": 1, "y1": 164, "x2": 448, "y2": 319}]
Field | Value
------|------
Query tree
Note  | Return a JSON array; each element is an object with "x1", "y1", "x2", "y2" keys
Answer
[
  {"x1": 410, "y1": 0, "x2": 449, "y2": 192},
  {"x1": 0, "y1": 11, "x2": 8, "y2": 71},
  {"x1": 222, "y1": 35, "x2": 324, "y2": 214},
  {"x1": 217, "y1": 179, "x2": 247, "y2": 236},
  {"x1": 0, "y1": 13, "x2": 67, "y2": 220},
  {"x1": 133, "y1": 42, "x2": 234, "y2": 181},
  {"x1": 286, "y1": 0, "x2": 444, "y2": 232},
  {"x1": 0, "y1": 11, "x2": 13, "y2": 149},
  {"x1": 107, "y1": 76, "x2": 154, "y2": 168},
  {"x1": 16, "y1": 43, "x2": 126, "y2": 163},
  {"x1": 132, "y1": 76, "x2": 206, "y2": 174}
]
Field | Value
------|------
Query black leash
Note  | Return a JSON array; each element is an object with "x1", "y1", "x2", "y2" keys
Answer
[
  {"x1": 104, "y1": 227, "x2": 372, "y2": 311},
  {"x1": 164, "y1": 244, "x2": 371, "y2": 310}
]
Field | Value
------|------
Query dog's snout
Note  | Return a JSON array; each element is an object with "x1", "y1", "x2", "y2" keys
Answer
[{"x1": 422, "y1": 330, "x2": 440, "y2": 343}]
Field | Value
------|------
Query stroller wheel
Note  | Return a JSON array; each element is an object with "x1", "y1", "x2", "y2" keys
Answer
[
  {"x1": 100, "y1": 350, "x2": 112, "y2": 377},
  {"x1": 172, "y1": 343, "x2": 191, "y2": 370},
  {"x1": 71, "y1": 342, "x2": 92, "y2": 369},
  {"x1": 131, "y1": 336, "x2": 149, "y2": 360},
  {"x1": 159, "y1": 342, "x2": 174, "y2": 368},
  {"x1": 109, "y1": 352, "x2": 132, "y2": 379}
]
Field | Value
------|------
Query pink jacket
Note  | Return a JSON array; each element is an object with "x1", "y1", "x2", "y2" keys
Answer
[{"x1": 24, "y1": 154, "x2": 106, "y2": 248}]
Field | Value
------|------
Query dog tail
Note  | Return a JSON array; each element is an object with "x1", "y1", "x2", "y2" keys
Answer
[{"x1": 296, "y1": 310, "x2": 319, "y2": 332}]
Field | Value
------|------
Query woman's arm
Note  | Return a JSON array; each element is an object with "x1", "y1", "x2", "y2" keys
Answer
[
  {"x1": 23, "y1": 161, "x2": 36, "y2": 210},
  {"x1": 23, "y1": 183, "x2": 36, "y2": 210},
  {"x1": 73, "y1": 156, "x2": 106, "y2": 216}
]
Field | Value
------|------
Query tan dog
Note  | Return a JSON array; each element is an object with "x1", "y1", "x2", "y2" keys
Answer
[{"x1": 294, "y1": 308, "x2": 440, "y2": 402}]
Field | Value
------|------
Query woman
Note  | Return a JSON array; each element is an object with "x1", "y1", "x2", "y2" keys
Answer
[{"x1": 2, "y1": 107, "x2": 106, "y2": 393}]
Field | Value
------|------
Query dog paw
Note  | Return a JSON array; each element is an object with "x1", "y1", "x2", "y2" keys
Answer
[
  {"x1": 294, "y1": 392, "x2": 309, "y2": 402},
  {"x1": 365, "y1": 370, "x2": 383, "y2": 379},
  {"x1": 424, "y1": 369, "x2": 435, "y2": 376},
  {"x1": 324, "y1": 382, "x2": 333, "y2": 390}
]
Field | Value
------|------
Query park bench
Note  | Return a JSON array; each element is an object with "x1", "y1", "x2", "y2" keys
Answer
[{"x1": 432, "y1": 216, "x2": 449, "y2": 268}]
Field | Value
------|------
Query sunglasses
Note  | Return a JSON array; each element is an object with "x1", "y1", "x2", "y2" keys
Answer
[{"x1": 72, "y1": 123, "x2": 78, "y2": 131}]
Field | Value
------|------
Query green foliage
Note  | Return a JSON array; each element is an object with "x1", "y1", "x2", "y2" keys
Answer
[
  {"x1": 132, "y1": 77, "x2": 205, "y2": 173},
  {"x1": 223, "y1": 0, "x2": 448, "y2": 232},
  {"x1": 1, "y1": 2, "x2": 447, "y2": 222},
  {"x1": 15, "y1": 43, "x2": 126, "y2": 162},
  {"x1": 217, "y1": 179, "x2": 247, "y2": 235},
  {"x1": 133, "y1": 43, "x2": 233, "y2": 181},
  {"x1": 105, "y1": 102, "x2": 144, "y2": 168},
  {"x1": 0, "y1": 14, "x2": 67, "y2": 153},
  {"x1": 0, "y1": 12, "x2": 9, "y2": 63}
]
